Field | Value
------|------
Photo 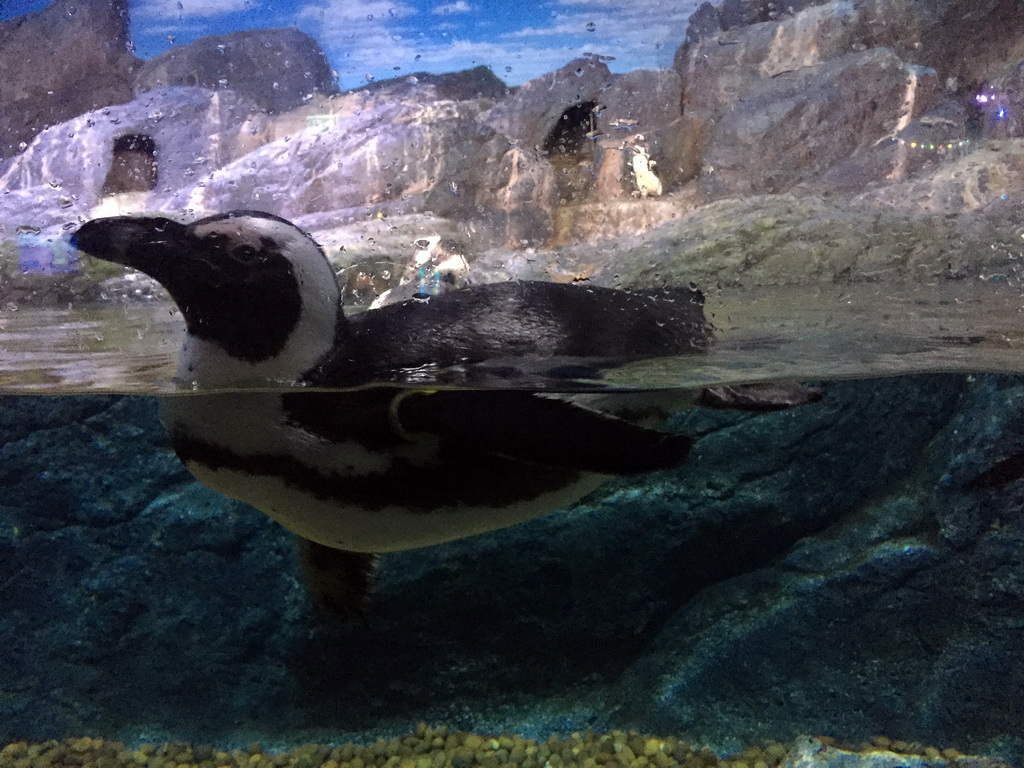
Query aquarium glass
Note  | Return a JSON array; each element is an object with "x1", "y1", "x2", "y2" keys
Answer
[{"x1": 1, "y1": 0, "x2": 1024, "y2": 766}]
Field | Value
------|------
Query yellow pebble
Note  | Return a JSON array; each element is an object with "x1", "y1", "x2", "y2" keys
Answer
[
  {"x1": 643, "y1": 740, "x2": 663, "y2": 757},
  {"x1": 764, "y1": 745, "x2": 787, "y2": 762}
]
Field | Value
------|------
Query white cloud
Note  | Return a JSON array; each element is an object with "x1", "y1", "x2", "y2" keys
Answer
[
  {"x1": 432, "y1": 1, "x2": 472, "y2": 15},
  {"x1": 295, "y1": 0, "x2": 423, "y2": 86},
  {"x1": 296, "y1": 0, "x2": 700, "y2": 87},
  {"x1": 504, "y1": 0, "x2": 696, "y2": 71},
  {"x1": 133, "y1": 0, "x2": 254, "y2": 19}
]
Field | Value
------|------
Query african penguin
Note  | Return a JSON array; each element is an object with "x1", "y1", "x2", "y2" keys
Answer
[{"x1": 71, "y1": 210, "x2": 809, "y2": 615}]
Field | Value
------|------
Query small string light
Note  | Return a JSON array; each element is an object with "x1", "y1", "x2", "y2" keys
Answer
[{"x1": 896, "y1": 138, "x2": 972, "y2": 151}]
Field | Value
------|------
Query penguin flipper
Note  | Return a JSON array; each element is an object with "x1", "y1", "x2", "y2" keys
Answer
[
  {"x1": 297, "y1": 538, "x2": 377, "y2": 618},
  {"x1": 397, "y1": 389, "x2": 693, "y2": 474}
]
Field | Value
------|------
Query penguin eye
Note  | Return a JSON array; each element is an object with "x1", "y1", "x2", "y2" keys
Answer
[{"x1": 231, "y1": 245, "x2": 260, "y2": 262}]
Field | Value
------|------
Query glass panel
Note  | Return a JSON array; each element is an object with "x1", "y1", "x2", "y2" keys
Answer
[{"x1": 2, "y1": 0, "x2": 1023, "y2": 764}]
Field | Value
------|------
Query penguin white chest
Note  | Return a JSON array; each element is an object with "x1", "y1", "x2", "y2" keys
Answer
[{"x1": 159, "y1": 392, "x2": 606, "y2": 553}]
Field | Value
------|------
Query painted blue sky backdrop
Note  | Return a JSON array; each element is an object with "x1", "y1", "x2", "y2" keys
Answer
[{"x1": 0, "y1": 0, "x2": 701, "y2": 88}]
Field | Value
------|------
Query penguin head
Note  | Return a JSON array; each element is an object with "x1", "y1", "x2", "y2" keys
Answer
[{"x1": 73, "y1": 210, "x2": 342, "y2": 383}]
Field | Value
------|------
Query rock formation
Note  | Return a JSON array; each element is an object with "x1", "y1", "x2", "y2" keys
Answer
[
  {"x1": 133, "y1": 28, "x2": 337, "y2": 114},
  {"x1": 352, "y1": 65, "x2": 511, "y2": 102},
  {"x1": 482, "y1": 56, "x2": 615, "y2": 152},
  {"x1": 0, "y1": 0, "x2": 139, "y2": 159},
  {"x1": 699, "y1": 49, "x2": 939, "y2": 198},
  {"x1": 0, "y1": 87, "x2": 263, "y2": 233},
  {"x1": 2, "y1": 0, "x2": 1024, "y2": 296}
]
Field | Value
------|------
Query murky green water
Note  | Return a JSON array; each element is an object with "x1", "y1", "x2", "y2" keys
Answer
[{"x1": 2, "y1": 279, "x2": 1021, "y2": 394}]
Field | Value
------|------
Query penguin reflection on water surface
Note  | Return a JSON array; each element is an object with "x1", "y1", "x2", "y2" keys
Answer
[{"x1": 72, "y1": 211, "x2": 812, "y2": 615}]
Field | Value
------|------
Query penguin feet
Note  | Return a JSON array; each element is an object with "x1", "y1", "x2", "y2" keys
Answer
[{"x1": 298, "y1": 538, "x2": 378, "y2": 619}]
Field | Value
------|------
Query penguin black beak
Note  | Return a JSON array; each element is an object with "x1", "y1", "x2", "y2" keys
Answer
[{"x1": 72, "y1": 215, "x2": 191, "y2": 277}]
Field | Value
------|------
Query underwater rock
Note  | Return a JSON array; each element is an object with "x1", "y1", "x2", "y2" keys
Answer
[
  {"x1": 134, "y1": 28, "x2": 337, "y2": 114},
  {"x1": 781, "y1": 738, "x2": 1009, "y2": 768},
  {"x1": 3, "y1": 374, "x2": 1024, "y2": 758},
  {"x1": 0, "y1": 731, "x2": 1006, "y2": 768}
]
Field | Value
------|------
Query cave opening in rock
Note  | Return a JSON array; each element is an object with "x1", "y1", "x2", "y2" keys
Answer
[
  {"x1": 102, "y1": 134, "x2": 158, "y2": 195},
  {"x1": 543, "y1": 101, "x2": 598, "y2": 211},
  {"x1": 543, "y1": 101, "x2": 597, "y2": 158}
]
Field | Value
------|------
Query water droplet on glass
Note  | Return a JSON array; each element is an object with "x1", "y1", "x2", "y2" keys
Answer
[
  {"x1": 585, "y1": 21, "x2": 596, "y2": 31},
  {"x1": 505, "y1": 66, "x2": 512, "y2": 73}
]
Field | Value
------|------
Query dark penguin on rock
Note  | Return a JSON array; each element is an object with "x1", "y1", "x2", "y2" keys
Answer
[{"x1": 72, "y1": 210, "x2": 818, "y2": 616}]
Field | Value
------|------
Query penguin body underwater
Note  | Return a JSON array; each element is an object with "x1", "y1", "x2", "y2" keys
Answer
[{"x1": 72, "y1": 210, "x2": 815, "y2": 614}]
